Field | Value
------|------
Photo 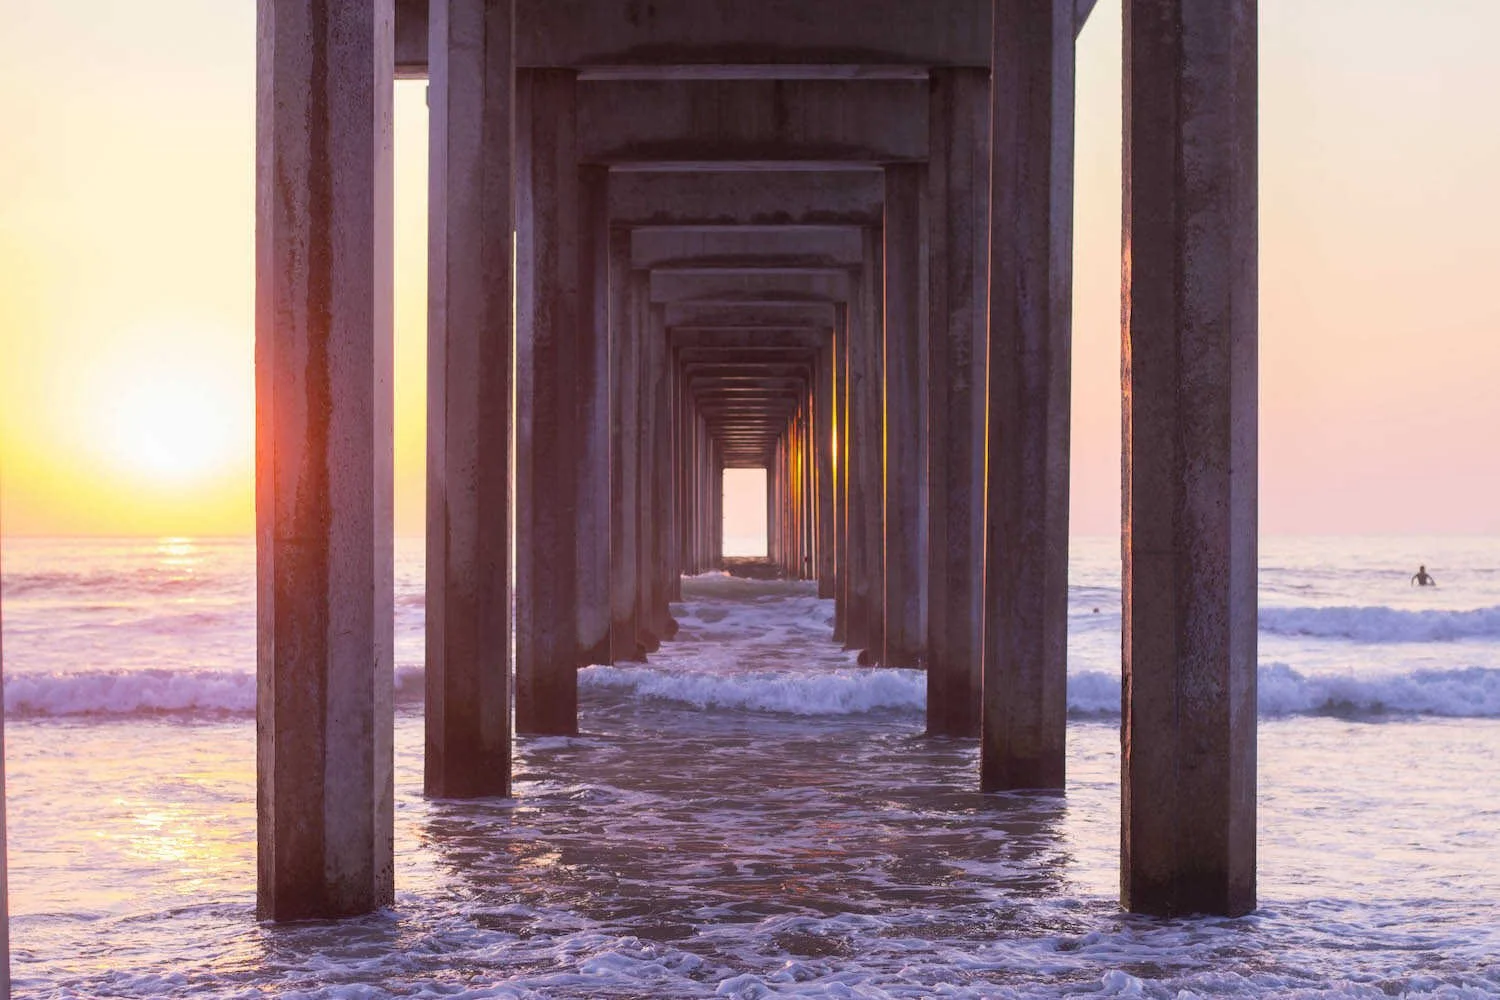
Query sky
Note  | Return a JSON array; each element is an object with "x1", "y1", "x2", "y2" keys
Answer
[{"x1": 0, "y1": 1, "x2": 1496, "y2": 537}]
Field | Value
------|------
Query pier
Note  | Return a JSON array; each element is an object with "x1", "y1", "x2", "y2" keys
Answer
[{"x1": 254, "y1": 0, "x2": 1256, "y2": 922}]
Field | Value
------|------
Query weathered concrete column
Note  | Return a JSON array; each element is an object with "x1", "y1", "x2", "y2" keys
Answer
[
  {"x1": 635, "y1": 285, "x2": 665, "y2": 650},
  {"x1": 713, "y1": 446, "x2": 724, "y2": 567},
  {"x1": 255, "y1": 0, "x2": 395, "y2": 920},
  {"x1": 833, "y1": 308, "x2": 850, "y2": 641},
  {"x1": 816, "y1": 344, "x2": 836, "y2": 596},
  {"x1": 1122, "y1": 0, "x2": 1258, "y2": 917},
  {"x1": 516, "y1": 68, "x2": 580, "y2": 734},
  {"x1": 609, "y1": 229, "x2": 643, "y2": 662},
  {"x1": 883, "y1": 164, "x2": 926, "y2": 667},
  {"x1": 647, "y1": 303, "x2": 677, "y2": 637},
  {"x1": 425, "y1": 0, "x2": 515, "y2": 798},
  {"x1": 845, "y1": 232, "x2": 884, "y2": 658},
  {"x1": 577, "y1": 165, "x2": 613, "y2": 666},
  {"x1": 926, "y1": 67, "x2": 988, "y2": 738},
  {"x1": 982, "y1": 0, "x2": 1075, "y2": 792},
  {"x1": 667, "y1": 346, "x2": 684, "y2": 601},
  {"x1": 766, "y1": 444, "x2": 780, "y2": 565}
]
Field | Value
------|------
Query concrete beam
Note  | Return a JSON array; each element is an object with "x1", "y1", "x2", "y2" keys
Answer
[
  {"x1": 650, "y1": 268, "x2": 851, "y2": 304},
  {"x1": 1121, "y1": 0, "x2": 1258, "y2": 919},
  {"x1": 668, "y1": 326, "x2": 830, "y2": 350},
  {"x1": 610, "y1": 169, "x2": 883, "y2": 227},
  {"x1": 396, "y1": 0, "x2": 991, "y2": 72},
  {"x1": 256, "y1": 0, "x2": 395, "y2": 921},
  {"x1": 631, "y1": 226, "x2": 864, "y2": 270},
  {"x1": 577, "y1": 78, "x2": 927, "y2": 163},
  {"x1": 666, "y1": 301, "x2": 836, "y2": 329}
]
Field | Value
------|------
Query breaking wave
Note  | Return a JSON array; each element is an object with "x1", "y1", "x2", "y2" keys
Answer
[{"x1": 1259, "y1": 605, "x2": 1500, "y2": 642}]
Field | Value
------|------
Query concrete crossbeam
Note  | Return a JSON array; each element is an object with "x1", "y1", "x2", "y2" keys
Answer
[
  {"x1": 396, "y1": 0, "x2": 991, "y2": 72},
  {"x1": 631, "y1": 226, "x2": 864, "y2": 270},
  {"x1": 668, "y1": 327, "x2": 830, "y2": 350},
  {"x1": 577, "y1": 78, "x2": 927, "y2": 163},
  {"x1": 650, "y1": 268, "x2": 851, "y2": 304},
  {"x1": 610, "y1": 169, "x2": 883, "y2": 228},
  {"x1": 666, "y1": 301, "x2": 836, "y2": 329}
]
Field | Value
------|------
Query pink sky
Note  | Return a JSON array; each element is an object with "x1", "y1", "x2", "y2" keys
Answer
[{"x1": 1, "y1": 1, "x2": 1496, "y2": 536}]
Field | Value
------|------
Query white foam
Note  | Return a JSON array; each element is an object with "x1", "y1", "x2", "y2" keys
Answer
[
  {"x1": 1260, "y1": 605, "x2": 1500, "y2": 642},
  {"x1": 4, "y1": 665, "x2": 427, "y2": 717},
  {"x1": 581, "y1": 664, "x2": 926, "y2": 716},
  {"x1": 1068, "y1": 664, "x2": 1500, "y2": 719}
]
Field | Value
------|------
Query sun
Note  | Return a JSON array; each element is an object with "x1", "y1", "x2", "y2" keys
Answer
[
  {"x1": 79, "y1": 328, "x2": 252, "y2": 490},
  {"x1": 103, "y1": 377, "x2": 245, "y2": 484}
]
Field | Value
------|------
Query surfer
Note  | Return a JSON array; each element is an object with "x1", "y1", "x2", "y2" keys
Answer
[{"x1": 1411, "y1": 564, "x2": 1436, "y2": 587}]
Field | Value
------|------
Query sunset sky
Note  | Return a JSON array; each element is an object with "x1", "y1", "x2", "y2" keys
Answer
[{"x1": 1, "y1": 1, "x2": 1496, "y2": 537}]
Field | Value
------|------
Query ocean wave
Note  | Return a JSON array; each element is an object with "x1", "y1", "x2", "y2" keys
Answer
[
  {"x1": 1260, "y1": 605, "x2": 1500, "y2": 642},
  {"x1": 1067, "y1": 664, "x2": 1500, "y2": 719},
  {"x1": 8, "y1": 662, "x2": 1499, "y2": 721},
  {"x1": 4, "y1": 666, "x2": 427, "y2": 718},
  {"x1": 580, "y1": 664, "x2": 926, "y2": 715}
]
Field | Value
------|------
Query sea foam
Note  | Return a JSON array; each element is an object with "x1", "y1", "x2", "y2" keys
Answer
[
  {"x1": 7, "y1": 663, "x2": 1500, "y2": 720},
  {"x1": 1259, "y1": 605, "x2": 1500, "y2": 642},
  {"x1": 4, "y1": 665, "x2": 427, "y2": 718}
]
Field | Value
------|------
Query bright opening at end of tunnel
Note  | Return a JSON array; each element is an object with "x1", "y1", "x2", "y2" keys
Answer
[{"x1": 722, "y1": 467, "x2": 768, "y2": 557}]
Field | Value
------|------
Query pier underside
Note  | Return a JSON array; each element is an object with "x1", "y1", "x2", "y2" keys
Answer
[{"x1": 254, "y1": 0, "x2": 1257, "y2": 922}]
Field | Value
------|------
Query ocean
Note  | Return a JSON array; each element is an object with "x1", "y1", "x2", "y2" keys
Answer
[{"x1": 2, "y1": 535, "x2": 1498, "y2": 998}]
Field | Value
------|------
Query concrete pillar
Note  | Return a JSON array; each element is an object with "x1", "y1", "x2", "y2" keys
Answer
[
  {"x1": 714, "y1": 448, "x2": 724, "y2": 567},
  {"x1": 817, "y1": 345, "x2": 836, "y2": 596},
  {"x1": 609, "y1": 229, "x2": 643, "y2": 662},
  {"x1": 254, "y1": 0, "x2": 395, "y2": 920},
  {"x1": 925, "y1": 67, "x2": 989, "y2": 738},
  {"x1": 516, "y1": 68, "x2": 580, "y2": 734},
  {"x1": 1122, "y1": 0, "x2": 1258, "y2": 918},
  {"x1": 635, "y1": 287, "x2": 665, "y2": 650},
  {"x1": 678, "y1": 389, "x2": 694, "y2": 575},
  {"x1": 667, "y1": 347, "x2": 684, "y2": 602},
  {"x1": 766, "y1": 446, "x2": 778, "y2": 564},
  {"x1": 982, "y1": 0, "x2": 1075, "y2": 792},
  {"x1": 577, "y1": 165, "x2": 613, "y2": 666},
  {"x1": 424, "y1": 0, "x2": 515, "y2": 798},
  {"x1": 648, "y1": 303, "x2": 677, "y2": 636},
  {"x1": 883, "y1": 164, "x2": 927, "y2": 667},
  {"x1": 845, "y1": 229, "x2": 885, "y2": 659},
  {"x1": 833, "y1": 308, "x2": 850, "y2": 641}
]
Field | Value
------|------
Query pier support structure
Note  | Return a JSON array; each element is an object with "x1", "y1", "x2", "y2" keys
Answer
[
  {"x1": 1121, "y1": 0, "x2": 1258, "y2": 917},
  {"x1": 424, "y1": 0, "x2": 515, "y2": 799},
  {"x1": 252, "y1": 0, "x2": 1258, "y2": 921},
  {"x1": 982, "y1": 0, "x2": 1076, "y2": 793},
  {"x1": 255, "y1": 0, "x2": 395, "y2": 920}
]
